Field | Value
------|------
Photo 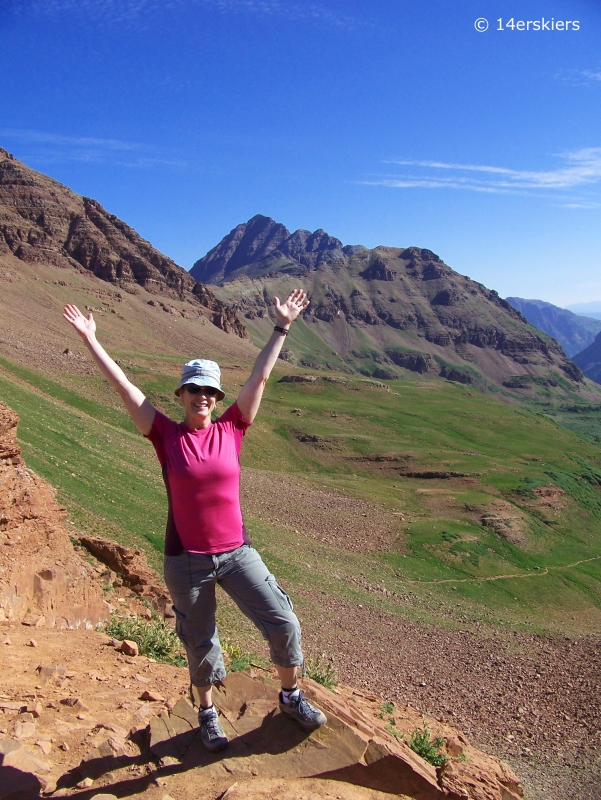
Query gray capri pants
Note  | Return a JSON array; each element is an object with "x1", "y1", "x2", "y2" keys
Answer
[{"x1": 164, "y1": 544, "x2": 303, "y2": 686}]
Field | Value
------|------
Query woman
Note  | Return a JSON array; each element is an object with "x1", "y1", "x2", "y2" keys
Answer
[{"x1": 63, "y1": 289, "x2": 326, "y2": 752}]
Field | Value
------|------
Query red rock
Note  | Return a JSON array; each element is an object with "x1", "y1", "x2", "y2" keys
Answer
[
  {"x1": 60, "y1": 697, "x2": 89, "y2": 712},
  {"x1": 27, "y1": 701, "x2": 43, "y2": 718},
  {"x1": 445, "y1": 735, "x2": 465, "y2": 757},
  {"x1": 0, "y1": 738, "x2": 52, "y2": 787},
  {"x1": 27, "y1": 638, "x2": 38, "y2": 647},
  {"x1": 0, "y1": 701, "x2": 26, "y2": 712},
  {"x1": 140, "y1": 690, "x2": 165, "y2": 702},
  {"x1": 97, "y1": 722, "x2": 128, "y2": 738},
  {"x1": 36, "y1": 739, "x2": 52, "y2": 755},
  {"x1": 21, "y1": 613, "x2": 46, "y2": 627},
  {"x1": 37, "y1": 663, "x2": 66, "y2": 684},
  {"x1": 14, "y1": 720, "x2": 36, "y2": 739},
  {"x1": 120, "y1": 640, "x2": 139, "y2": 657},
  {"x1": 0, "y1": 404, "x2": 108, "y2": 630}
]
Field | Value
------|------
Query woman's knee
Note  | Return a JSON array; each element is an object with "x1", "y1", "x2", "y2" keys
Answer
[{"x1": 266, "y1": 615, "x2": 303, "y2": 666}]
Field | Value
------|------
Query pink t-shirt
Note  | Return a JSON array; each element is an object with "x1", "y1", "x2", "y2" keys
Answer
[{"x1": 146, "y1": 402, "x2": 251, "y2": 555}]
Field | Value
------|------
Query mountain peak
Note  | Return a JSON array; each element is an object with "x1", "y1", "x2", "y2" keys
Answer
[{"x1": 190, "y1": 216, "x2": 363, "y2": 285}]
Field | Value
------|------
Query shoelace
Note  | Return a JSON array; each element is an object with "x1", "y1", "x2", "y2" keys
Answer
[
  {"x1": 293, "y1": 693, "x2": 316, "y2": 716},
  {"x1": 202, "y1": 712, "x2": 223, "y2": 738}
]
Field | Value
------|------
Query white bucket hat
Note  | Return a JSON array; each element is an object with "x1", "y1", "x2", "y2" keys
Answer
[{"x1": 175, "y1": 359, "x2": 225, "y2": 400}]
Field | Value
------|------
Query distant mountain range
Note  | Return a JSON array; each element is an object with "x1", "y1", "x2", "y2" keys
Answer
[
  {"x1": 191, "y1": 215, "x2": 600, "y2": 399},
  {"x1": 565, "y1": 301, "x2": 601, "y2": 320},
  {"x1": 505, "y1": 298, "x2": 601, "y2": 358},
  {"x1": 573, "y1": 333, "x2": 601, "y2": 384}
]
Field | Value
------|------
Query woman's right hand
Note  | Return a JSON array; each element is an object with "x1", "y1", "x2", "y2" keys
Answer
[{"x1": 63, "y1": 304, "x2": 96, "y2": 339}]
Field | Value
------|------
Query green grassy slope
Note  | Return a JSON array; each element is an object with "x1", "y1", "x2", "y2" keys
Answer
[{"x1": 2, "y1": 351, "x2": 600, "y2": 638}]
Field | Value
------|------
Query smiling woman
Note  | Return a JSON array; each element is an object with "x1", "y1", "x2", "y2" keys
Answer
[{"x1": 62, "y1": 290, "x2": 327, "y2": 752}]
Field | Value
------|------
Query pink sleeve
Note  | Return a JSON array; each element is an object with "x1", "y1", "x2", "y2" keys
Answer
[
  {"x1": 216, "y1": 401, "x2": 251, "y2": 452},
  {"x1": 145, "y1": 410, "x2": 179, "y2": 466}
]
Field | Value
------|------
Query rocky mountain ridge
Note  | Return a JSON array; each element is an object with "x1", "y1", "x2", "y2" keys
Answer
[
  {"x1": 0, "y1": 147, "x2": 246, "y2": 338},
  {"x1": 190, "y1": 213, "x2": 366, "y2": 285},
  {"x1": 506, "y1": 297, "x2": 601, "y2": 359},
  {"x1": 194, "y1": 217, "x2": 597, "y2": 399}
]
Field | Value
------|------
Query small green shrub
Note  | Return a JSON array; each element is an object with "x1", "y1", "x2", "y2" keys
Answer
[
  {"x1": 103, "y1": 611, "x2": 186, "y2": 666},
  {"x1": 408, "y1": 726, "x2": 447, "y2": 768},
  {"x1": 304, "y1": 655, "x2": 338, "y2": 689},
  {"x1": 380, "y1": 701, "x2": 395, "y2": 716},
  {"x1": 221, "y1": 641, "x2": 254, "y2": 672},
  {"x1": 385, "y1": 723, "x2": 404, "y2": 740}
]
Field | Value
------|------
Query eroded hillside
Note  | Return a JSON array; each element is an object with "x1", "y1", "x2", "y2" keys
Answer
[{"x1": 0, "y1": 147, "x2": 245, "y2": 338}]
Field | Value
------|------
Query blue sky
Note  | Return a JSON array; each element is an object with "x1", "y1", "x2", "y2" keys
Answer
[{"x1": 1, "y1": 0, "x2": 601, "y2": 306}]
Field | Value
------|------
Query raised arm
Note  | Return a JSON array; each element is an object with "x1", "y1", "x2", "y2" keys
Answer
[
  {"x1": 236, "y1": 289, "x2": 309, "y2": 423},
  {"x1": 62, "y1": 304, "x2": 156, "y2": 436}
]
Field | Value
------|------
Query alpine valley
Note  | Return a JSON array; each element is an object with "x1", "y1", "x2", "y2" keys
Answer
[{"x1": 2, "y1": 149, "x2": 601, "y2": 800}]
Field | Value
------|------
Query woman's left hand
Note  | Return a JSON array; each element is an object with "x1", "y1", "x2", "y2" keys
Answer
[{"x1": 273, "y1": 289, "x2": 310, "y2": 327}]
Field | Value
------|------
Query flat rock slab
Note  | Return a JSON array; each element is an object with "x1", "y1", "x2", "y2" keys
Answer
[
  {"x1": 218, "y1": 776, "x2": 414, "y2": 799},
  {"x1": 161, "y1": 674, "x2": 447, "y2": 800},
  {"x1": 149, "y1": 698, "x2": 198, "y2": 764}
]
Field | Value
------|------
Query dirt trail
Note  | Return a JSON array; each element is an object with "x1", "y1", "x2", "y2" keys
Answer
[{"x1": 405, "y1": 555, "x2": 601, "y2": 585}]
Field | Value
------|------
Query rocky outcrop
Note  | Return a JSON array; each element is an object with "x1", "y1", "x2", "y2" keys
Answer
[
  {"x1": 78, "y1": 536, "x2": 172, "y2": 616},
  {"x1": 0, "y1": 148, "x2": 246, "y2": 338},
  {"x1": 386, "y1": 349, "x2": 432, "y2": 373},
  {"x1": 360, "y1": 257, "x2": 397, "y2": 282},
  {"x1": 0, "y1": 625, "x2": 524, "y2": 800},
  {"x1": 191, "y1": 215, "x2": 291, "y2": 284},
  {"x1": 439, "y1": 365, "x2": 475, "y2": 384},
  {"x1": 0, "y1": 402, "x2": 106, "y2": 628},
  {"x1": 157, "y1": 671, "x2": 524, "y2": 800}
]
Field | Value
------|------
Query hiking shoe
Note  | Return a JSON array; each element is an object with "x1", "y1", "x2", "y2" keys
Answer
[
  {"x1": 198, "y1": 708, "x2": 228, "y2": 752},
  {"x1": 279, "y1": 690, "x2": 327, "y2": 730}
]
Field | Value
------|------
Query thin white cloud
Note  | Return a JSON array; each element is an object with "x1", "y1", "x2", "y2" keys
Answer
[
  {"x1": 365, "y1": 149, "x2": 601, "y2": 199},
  {"x1": 555, "y1": 67, "x2": 601, "y2": 87},
  {"x1": 0, "y1": 128, "x2": 188, "y2": 169},
  {"x1": 0, "y1": 128, "x2": 139, "y2": 151},
  {"x1": 582, "y1": 69, "x2": 601, "y2": 82},
  {"x1": 20, "y1": 0, "x2": 364, "y2": 29},
  {"x1": 560, "y1": 201, "x2": 601, "y2": 209}
]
